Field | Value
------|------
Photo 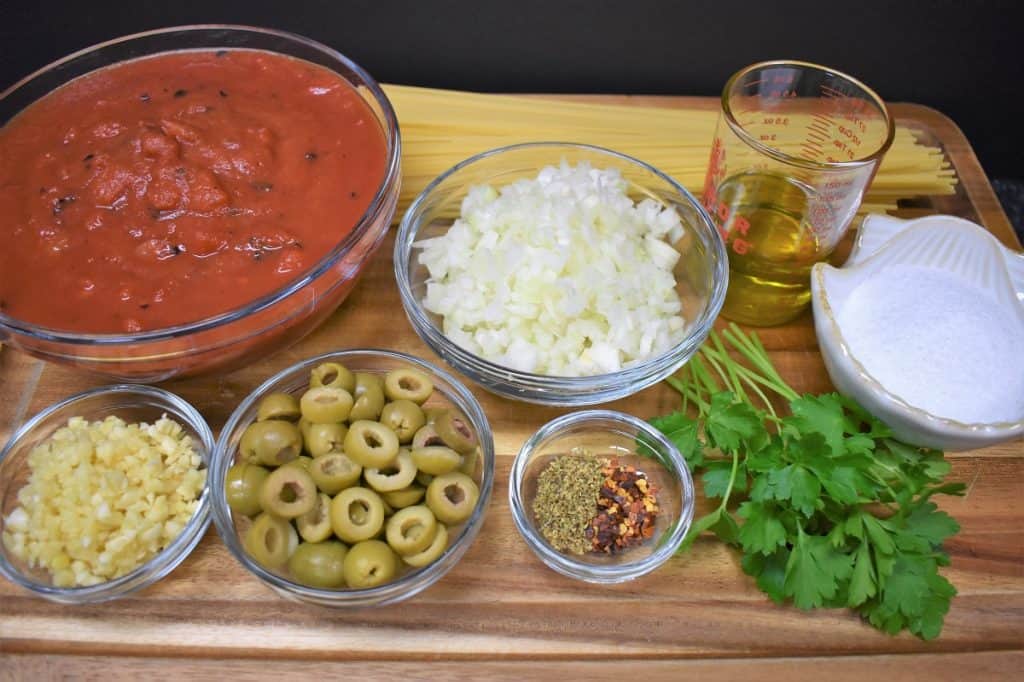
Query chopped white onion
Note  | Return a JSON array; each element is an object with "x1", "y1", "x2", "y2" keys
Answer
[{"x1": 416, "y1": 160, "x2": 688, "y2": 377}]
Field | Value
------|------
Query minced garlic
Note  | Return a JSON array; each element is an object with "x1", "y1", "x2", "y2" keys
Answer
[{"x1": 2, "y1": 414, "x2": 206, "y2": 587}]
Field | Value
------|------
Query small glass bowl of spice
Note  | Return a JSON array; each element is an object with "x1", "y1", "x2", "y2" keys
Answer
[{"x1": 509, "y1": 410, "x2": 694, "y2": 583}]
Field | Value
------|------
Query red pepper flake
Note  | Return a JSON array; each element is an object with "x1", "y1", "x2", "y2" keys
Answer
[{"x1": 585, "y1": 458, "x2": 660, "y2": 554}]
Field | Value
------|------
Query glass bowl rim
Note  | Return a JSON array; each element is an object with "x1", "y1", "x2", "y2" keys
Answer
[
  {"x1": 393, "y1": 141, "x2": 728, "y2": 400},
  {"x1": 0, "y1": 23, "x2": 402, "y2": 346},
  {"x1": 0, "y1": 383, "x2": 215, "y2": 601},
  {"x1": 209, "y1": 347, "x2": 496, "y2": 604},
  {"x1": 508, "y1": 409, "x2": 695, "y2": 583}
]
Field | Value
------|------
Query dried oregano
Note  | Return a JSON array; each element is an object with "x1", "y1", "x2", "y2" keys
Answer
[{"x1": 532, "y1": 453, "x2": 605, "y2": 554}]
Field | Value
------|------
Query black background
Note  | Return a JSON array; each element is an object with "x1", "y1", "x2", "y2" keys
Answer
[{"x1": 2, "y1": 0, "x2": 1019, "y2": 179}]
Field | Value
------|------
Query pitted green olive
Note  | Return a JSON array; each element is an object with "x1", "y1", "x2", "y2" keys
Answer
[
  {"x1": 288, "y1": 540, "x2": 348, "y2": 588},
  {"x1": 379, "y1": 399, "x2": 426, "y2": 443},
  {"x1": 385, "y1": 505, "x2": 438, "y2": 555},
  {"x1": 239, "y1": 420, "x2": 302, "y2": 466},
  {"x1": 434, "y1": 410, "x2": 478, "y2": 454},
  {"x1": 256, "y1": 392, "x2": 301, "y2": 422},
  {"x1": 343, "y1": 540, "x2": 396, "y2": 588},
  {"x1": 300, "y1": 386, "x2": 354, "y2": 423},
  {"x1": 348, "y1": 380, "x2": 385, "y2": 422},
  {"x1": 305, "y1": 422, "x2": 348, "y2": 457},
  {"x1": 225, "y1": 462, "x2": 269, "y2": 517},
  {"x1": 309, "y1": 451, "x2": 362, "y2": 495},
  {"x1": 364, "y1": 449, "x2": 418, "y2": 492},
  {"x1": 426, "y1": 472, "x2": 479, "y2": 525},
  {"x1": 330, "y1": 486, "x2": 386, "y2": 543},
  {"x1": 309, "y1": 362, "x2": 356, "y2": 393},
  {"x1": 258, "y1": 466, "x2": 317, "y2": 519},
  {"x1": 244, "y1": 513, "x2": 298, "y2": 569},
  {"x1": 411, "y1": 445, "x2": 462, "y2": 476},
  {"x1": 296, "y1": 492, "x2": 334, "y2": 543},
  {"x1": 282, "y1": 455, "x2": 314, "y2": 472},
  {"x1": 412, "y1": 424, "x2": 445, "y2": 450},
  {"x1": 344, "y1": 420, "x2": 400, "y2": 468},
  {"x1": 382, "y1": 484, "x2": 426, "y2": 509},
  {"x1": 353, "y1": 371, "x2": 384, "y2": 396},
  {"x1": 383, "y1": 368, "x2": 434, "y2": 404},
  {"x1": 401, "y1": 523, "x2": 448, "y2": 568}
]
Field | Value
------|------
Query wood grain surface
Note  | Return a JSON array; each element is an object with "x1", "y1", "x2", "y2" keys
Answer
[{"x1": 1, "y1": 99, "x2": 1022, "y2": 680}]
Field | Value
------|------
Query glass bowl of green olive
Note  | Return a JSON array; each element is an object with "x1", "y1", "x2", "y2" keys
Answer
[{"x1": 210, "y1": 349, "x2": 494, "y2": 606}]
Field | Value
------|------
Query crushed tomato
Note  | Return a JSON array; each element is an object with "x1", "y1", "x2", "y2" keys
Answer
[{"x1": 0, "y1": 50, "x2": 387, "y2": 333}]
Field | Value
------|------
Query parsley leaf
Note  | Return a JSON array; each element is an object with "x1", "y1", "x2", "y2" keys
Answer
[
  {"x1": 859, "y1": 554, "x2": 956, "y2": 640},
  {"x1": 753, "y1": 464, "x2": 821, "y2": 517},
  {"x1": 709, "y1": 509, "x2": 740, "y2": 545},
  {"x1": 702, "y1": 459, "x2": 744, "y2": 499},
  {"x1": 847, "y1": 542, "x2": 877, "y2": 606},
  {"x1": 737, "y1": 501, "x2": 788, "y2": 555},
  {"x1": 819, "y1": 465, "x2": 871, "y2": 506},
  {"x1": 649, "y1": 412, "x2": 702, "y2": 468},
  {"x1": 784, "y1": 529, "x2": 854, "y2": 609},
  {"x1": 742, "y1": 549, "x2": 788, "y2": 604},
  {"x1": 789, "y1": 393, "x2": 849, "y2": 455},
  {"x1": 705, "y1": 393, "x2": 761, "y2": 453}
]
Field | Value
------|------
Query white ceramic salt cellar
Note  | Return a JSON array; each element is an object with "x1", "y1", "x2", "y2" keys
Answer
[{"x1": 811, "y1": 214, "x2": 1024, "y2": 451}]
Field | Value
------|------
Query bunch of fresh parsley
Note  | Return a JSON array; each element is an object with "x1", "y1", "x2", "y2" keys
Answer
[{"x1": 650, "y1": 324, "x2": 964, "y2": 640}]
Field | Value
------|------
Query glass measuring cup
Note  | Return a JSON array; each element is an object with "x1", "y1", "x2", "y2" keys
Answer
[{"x1": 703, "y1": 60, "x2": 894, "y2": 326}]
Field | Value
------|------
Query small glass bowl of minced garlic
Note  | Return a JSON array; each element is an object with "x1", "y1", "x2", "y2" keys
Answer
[{"x1": 508, "y1": 410, "x2": 694, "y2": 583}]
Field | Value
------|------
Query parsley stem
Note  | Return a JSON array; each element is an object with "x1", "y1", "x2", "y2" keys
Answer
[
  {"x1": 691, "y1": 356, "x2": 723, "y2": 398},
  {"x1": 722, "y1": 324, "x2": 800, "y2": 402},
  {"x1": 708, "y1": 332, "x2": 747, "y2": 400},
  {"x1": 698, "y1": 344, "x2": 783, "y2": 421},
  {"x1": 665, "y1": 375, "x2": 708, "y2": 415},
  {"x1": 719, "y1": 445, "x2": 741, "y2": 511}
]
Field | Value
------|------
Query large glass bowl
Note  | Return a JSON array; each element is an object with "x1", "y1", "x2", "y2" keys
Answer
[
  {"x1": 0, "y1": 385, "x2": 214, "y2": 603},
  {"x1": 210, "y1": 349, "x2": 495, "y2": 607},
  {"x1": 0, "y1": 25, "x2": 401, "y2": 382},
  {"x1": 394, "y1": 142, "x2": 727, "y2": 405}
]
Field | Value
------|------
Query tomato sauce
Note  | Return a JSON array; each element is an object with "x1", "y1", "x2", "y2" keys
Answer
[{"x1": 0, "y1": 50, "x2": 387, "y2": 333}]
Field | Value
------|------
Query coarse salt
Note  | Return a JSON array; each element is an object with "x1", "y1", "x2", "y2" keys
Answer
[{"x1": 835, "y1": 264, "x2": 1024, "y2": 424}]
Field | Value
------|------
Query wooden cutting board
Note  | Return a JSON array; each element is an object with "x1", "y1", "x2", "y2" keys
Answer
[{"x1": 1, "y1": 99, "x2": 1022, "y2": 681}]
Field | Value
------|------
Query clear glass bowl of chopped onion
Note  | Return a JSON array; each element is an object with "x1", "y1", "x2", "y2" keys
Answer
[
  {"x1": 395, "y1": 142, "x2": 728, "y2": 405},
  {"x1": 0, "y1": 385, "x2": 213, "y2": 603}
]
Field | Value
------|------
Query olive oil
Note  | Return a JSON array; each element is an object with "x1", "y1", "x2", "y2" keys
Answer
[{"x1": 714, "y1": 171, "x2": 831, "y2": 325}]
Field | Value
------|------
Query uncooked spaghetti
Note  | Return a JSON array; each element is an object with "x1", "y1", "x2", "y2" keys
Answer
[{"x1": 383, "y1": 84, "x2": 956, "y2": 218}]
